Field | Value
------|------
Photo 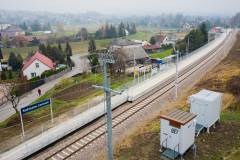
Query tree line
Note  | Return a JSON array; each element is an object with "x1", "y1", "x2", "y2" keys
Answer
[
  {"x1": 95, "y1": 22, "x2": 137, "y2": 39},
  {"x1": 38, "y1": 42, "x2": 73, "y2": 66},
  {"x1": 19, "y1": 21, "x2": 51, "y2": 32},
  {"x1": 176, "y1": 22, "x2": 208, "y2": 54}
]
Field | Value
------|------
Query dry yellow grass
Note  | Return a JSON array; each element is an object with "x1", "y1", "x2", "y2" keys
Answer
[{"x1": 111, "y1": 33, "x2": 240, "y2": 160}]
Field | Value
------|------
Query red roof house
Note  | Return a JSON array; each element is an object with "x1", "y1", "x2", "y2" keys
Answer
[
  {"x1": 143, "y1": 44, "x2": 161, "y2": 53},
  {"x1": 22, "y1": 51, "x2": 54, "y2": 80}
]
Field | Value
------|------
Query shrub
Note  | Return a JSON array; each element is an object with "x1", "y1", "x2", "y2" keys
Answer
[
  {"x1": 41, "y1": 67, "x2": 68, "y2": 78},
  {"x1": 1, "y1": 71, "x2": 7, "y2": 80},
  {"x1": 227, "y1": 75, "x2": 240, "y2": 96}
]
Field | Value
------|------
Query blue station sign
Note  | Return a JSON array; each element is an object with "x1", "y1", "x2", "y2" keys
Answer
[{"x1": 21, "y1": 99, "x2": 51, "y2": 114}]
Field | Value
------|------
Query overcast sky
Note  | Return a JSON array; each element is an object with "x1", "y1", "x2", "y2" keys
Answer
[{"x1": 0, "y1": 0, "x2": 239, "y2": 16}]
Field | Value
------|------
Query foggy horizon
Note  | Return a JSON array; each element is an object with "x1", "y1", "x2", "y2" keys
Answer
[{"x1": 0, "y1": 0, "x2": 239, "y2": 17}]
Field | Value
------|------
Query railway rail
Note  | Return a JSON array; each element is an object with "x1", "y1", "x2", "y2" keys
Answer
[{"x1": 43, "y1": 31, "x2": 236, "y2": 160}]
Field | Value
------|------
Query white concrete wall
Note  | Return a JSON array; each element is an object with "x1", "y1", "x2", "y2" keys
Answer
[
  {"x1": 23, "y1": 59, "x2": 51, "y2": 80},
  {"x1": 190, "y1": 93, "x2": 222, "y2": 128},
  {"x1": 179, "y1": 120, "x2": 196, "y2": 155}
]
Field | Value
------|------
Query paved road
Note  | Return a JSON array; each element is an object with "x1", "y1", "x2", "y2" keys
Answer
[{"x1": 0, "y1": 54, "x2": 90, "y2": 122}]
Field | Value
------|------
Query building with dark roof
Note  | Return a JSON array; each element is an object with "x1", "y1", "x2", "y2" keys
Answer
[{"x1": 109, "y1": 39, "x2": 149, "y2": 65}]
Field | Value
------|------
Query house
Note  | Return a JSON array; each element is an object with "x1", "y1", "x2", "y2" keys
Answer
[
  {"x1": 0, "y1": 25, "x2": 24, "y2": 40},
  {"x1": 109, "y1": 39, "x2": 149, "y2": 65},
  {"x1": 22, "y1": 51, "x2": 54, "y2": 80},
  {"x1": 153, "y1": 34, "x2": 169, "y2": 46},
  {"x1": 143, "y1": 44, "x2": 161, "y2": 53},
  {"x1": 11, "y1": 35, "x2": 39, "y2": 47}
]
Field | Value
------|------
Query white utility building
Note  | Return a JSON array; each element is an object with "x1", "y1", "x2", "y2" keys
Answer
[
  {"x1": 189, "y1": 89, "x2": 222, "y2": 135},
  {"x1": 160, "y1": 109, "x2": 197, "y2": 160}
]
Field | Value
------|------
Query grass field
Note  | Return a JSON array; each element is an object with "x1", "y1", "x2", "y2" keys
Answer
[
  {"x1": 1, "y1": 31, "x2": 154, "y2": 60},
  {"x1": 0, "y1": 73, "x2": 134, "y2": 153},
  {"x1": 149, "y1": 48, "x2": 173, "y2": 59}
]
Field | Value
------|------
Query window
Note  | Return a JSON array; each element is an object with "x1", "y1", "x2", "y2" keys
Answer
[
  {"x1": 35, "y1": 63, "x2": 39, "y2": 68},
  {"x1": 31, "y1": 72, "x2": 36, "y2": 78}
]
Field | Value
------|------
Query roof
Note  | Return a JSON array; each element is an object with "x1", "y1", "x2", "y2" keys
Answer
[
  {"x1": 112, "y1": 46, "x2": 149, "y2": 61},
  {"x1": 160, "y1": 109, "x2": 197, "y2": 125},
  {"x1": 111, "y1": 39, "x2": 141, "y2": 46},
  {"x1": 189, "y1": 89, "x2": 222, "y2": 102},
  {"x1": 143, "y1": 45, "x2": 161, "y2": 50},
  {"x1": 154, "y1": 34, "x2": 167, "y2": 43},
  {"x1": 14, "y1": 35, "x2": 34, "y2": 42},
  {"x1": 0, "y1": 26, "x2": 23, "y2": 38},
  {"x1": 22, "y1": 51, "x2": 54, "y2": 71}
]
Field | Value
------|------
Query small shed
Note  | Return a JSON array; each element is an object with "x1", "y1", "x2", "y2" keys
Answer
[
  {"x1": 160, "y1": 109, "x2": 197, "y2": 159},
  {"x1": 189, "y1": 89, "x2": 222, "y2": 135}
]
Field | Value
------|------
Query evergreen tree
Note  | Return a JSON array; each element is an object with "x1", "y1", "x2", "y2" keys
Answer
[
  {"x1": 8, "y1": 52, "x2": 22, "y2": 71},
  {"x1": 8, "y1": 70, "x2": 13, "y2": 79},
  {"x1": 110, "y1": 25, "x2": 117, "y2": 38},
  {"x1": 130, "y1": 23, "x2": 137, "y2": 34},
  {"x1": 46, "y1": 44, "x2": 52, "y2": 59},
  {"x1": 1, "y1": 70, "x2": 7, "y2": 80},
  {"x1": 78, "y1": 27, "x2": 88, "y2": 40},
  {"x1": 20, "y1": 22, "x2": 28, "y2": 30},
  {"x1": 58, "y1": 42, "x2": 62, "y2": 51},
  {"x1": 65, "y1": 41, "x2": 72, "y2": 56},
  {"x1": 16, "y1": 54, "x2": 23, "y2": 69},
  {"x1": 95, "y1": 29, "x2": 102, "y2": 39},
  {"x1": 0, "y1": 48, "x2": 3, "y2": 60},
  {"x1": 199, "y1": 22, "x2": 208, "y2": 43},
  {"x1": 39, "y1": 44, "x2": 47, "y2": 54},
  {"x1": 88, "y1": 39, "x2": 96, "y2": 53},
  {"x1": 150, "y1": 37, "x2": 156, "y2": 45},
  {"x1": 65, "y1": 42, "x2": 72, "y2": 67},
  {"x1": 118, "y1": 22, "x2": 126, "y2": 37}
]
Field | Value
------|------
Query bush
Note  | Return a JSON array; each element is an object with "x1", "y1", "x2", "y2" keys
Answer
[
  {"x1": 41, "y1": 67, "x2": 68, "y2": 78},
  {"x1": 29, "y1": 76, "x2": 41, "y2": 82},
  {"x1": 227, "y1": 75, "x2": 240, "y2": 96},
  {"x1": 1, "y1": 71, "x2": 7, "y2": 80},
  {"x1": 8, "y1": 70, "x2": 13, "y2": 79}
]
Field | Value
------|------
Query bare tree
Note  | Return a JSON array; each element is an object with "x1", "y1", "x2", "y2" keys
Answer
[
  {"x1": 110, "y1": 49, "x2": 126, "y2": 76},
  {"x1": 0, "y1": 81, "x2": 20, "y2": 114}
]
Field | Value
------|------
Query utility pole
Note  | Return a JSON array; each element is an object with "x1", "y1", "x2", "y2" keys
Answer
[
  {"x1": 175, "y1": 50, "x2": 179, "y2": 100},
  {"x1": 186, "y1": 35, "x2": 190, "y2": 56},
  {"x1": 133, "y1": 52, "x2": 136, "y2": 82},
  {"x1": 93, "y1": 51, "x2": 121, "y2": 160}
]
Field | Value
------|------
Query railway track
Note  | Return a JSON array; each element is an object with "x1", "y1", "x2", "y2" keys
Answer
[{"x1": 44, "y1": 32, "x2": 235, "y2": 160}]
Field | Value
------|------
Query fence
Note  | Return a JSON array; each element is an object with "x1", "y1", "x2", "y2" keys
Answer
[{"x1": 0, "y1": 94, "x2": 105, "y2": 154}]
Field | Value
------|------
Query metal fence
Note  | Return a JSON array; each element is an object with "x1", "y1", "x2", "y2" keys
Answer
[{"x1": 0, "y1": 94, "x2": 105, "y2": 153}]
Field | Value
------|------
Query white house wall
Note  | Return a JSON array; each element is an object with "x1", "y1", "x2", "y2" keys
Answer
[{"x1": 23, "y1": 59, "x2": 51, "y2": 80}]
